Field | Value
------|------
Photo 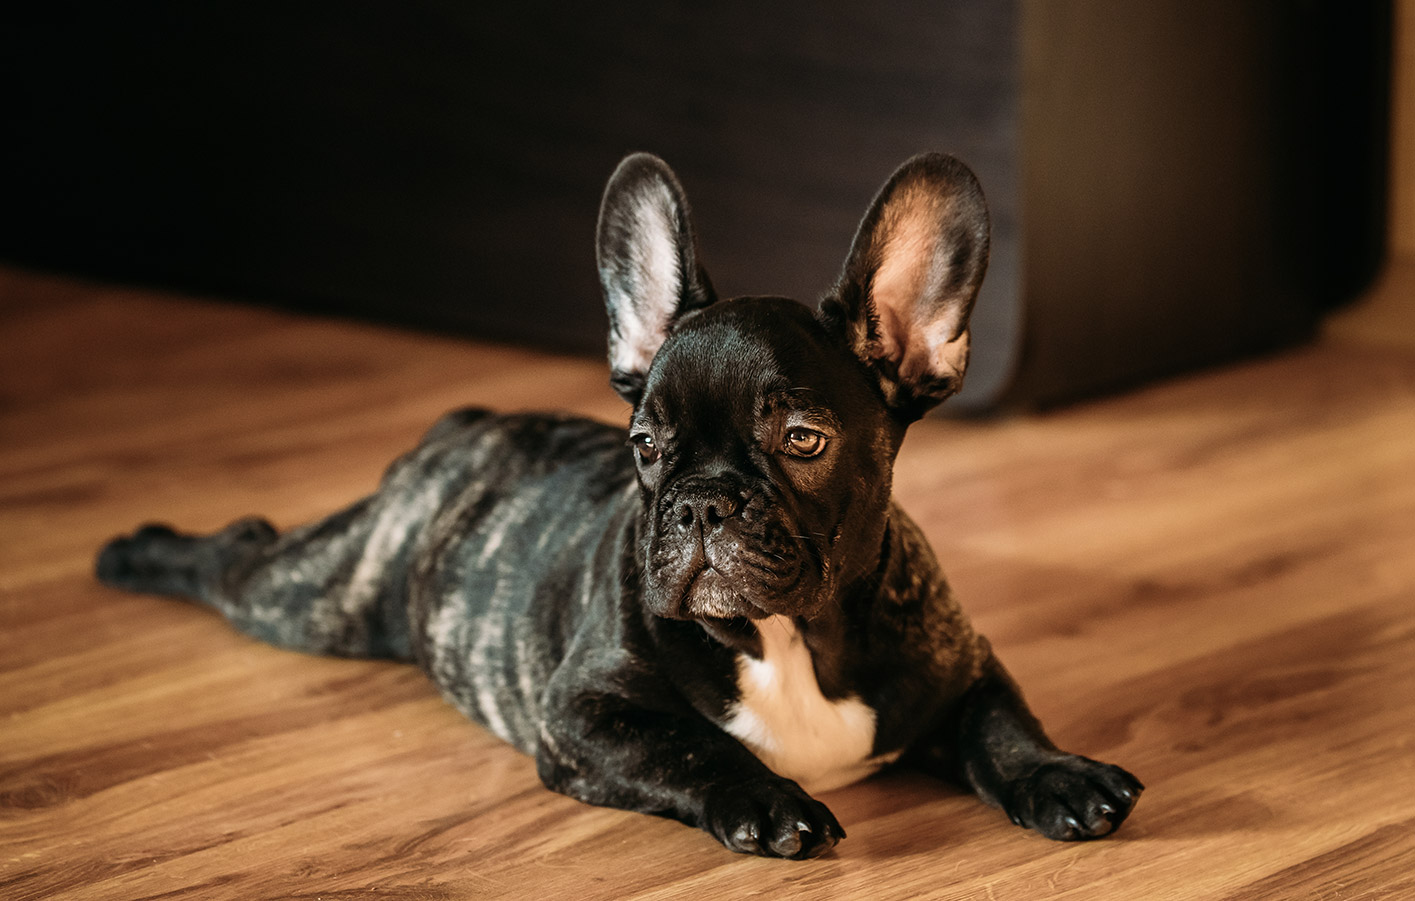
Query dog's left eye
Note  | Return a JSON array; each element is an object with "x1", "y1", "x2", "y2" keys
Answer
[
  {"x1": 783, "y1": 427, "x2": 827, "y2": 458},
  {"x1": 631, "y1": 434, "x2": 661, "y2": 464}
]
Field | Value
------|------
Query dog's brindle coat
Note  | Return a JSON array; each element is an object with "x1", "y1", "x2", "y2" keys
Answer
[{"x1": 97, "y1": 153, "x2": 1142, "y2": 859}]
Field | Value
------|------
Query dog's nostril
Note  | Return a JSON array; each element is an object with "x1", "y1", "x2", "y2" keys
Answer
[
  {"x1": 704, "y1": 496, "x2": 739, "y2": 526},
  {"x1": 673, "y1": 493, "x2": 740, "y2": 531}
]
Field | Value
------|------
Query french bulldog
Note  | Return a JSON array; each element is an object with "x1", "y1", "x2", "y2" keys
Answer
[{"x1": 96, "y1": 152, "x2": 1142, "y2": 859}]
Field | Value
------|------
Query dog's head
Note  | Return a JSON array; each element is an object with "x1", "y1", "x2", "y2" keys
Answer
[{"x1": 597, "y1": 153, "x2": 989, "y2": 622}]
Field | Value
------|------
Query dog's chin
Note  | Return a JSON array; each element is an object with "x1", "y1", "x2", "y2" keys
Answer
[
  {"x1": 686, "y1": 568, "x2": 766, "y2": 620},
  {"x1": 647, "y1": 568, "x2": 767, "y2": 622}
]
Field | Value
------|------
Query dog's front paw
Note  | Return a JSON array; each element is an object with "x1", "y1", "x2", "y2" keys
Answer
[
  {"x1": 1002, "y1": 756, "x2": 1143, "y2": 840},
  {"x1": 702, "y1": 778, "x2": 845, "y2": 859}
]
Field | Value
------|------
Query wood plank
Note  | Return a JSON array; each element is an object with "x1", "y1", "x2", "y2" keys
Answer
[{"x1": 2, "y1": 262, "x2": 1413, "y2": 899}]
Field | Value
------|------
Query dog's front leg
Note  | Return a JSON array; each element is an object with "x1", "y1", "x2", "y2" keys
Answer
[
  {"x1": 536, "y1": 648, "x2": 844, "y2": 859},
  {"x1": 921, "y1": 653, "x2": 1144, "y2": 840}
]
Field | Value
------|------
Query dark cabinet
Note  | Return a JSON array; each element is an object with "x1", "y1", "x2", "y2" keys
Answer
[{"x1": 1, "y1": 2, "x2": 1389, "y2": 409}]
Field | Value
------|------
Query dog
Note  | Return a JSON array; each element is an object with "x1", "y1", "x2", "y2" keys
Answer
[{"x1": 96, "y1": 152, "x2": 1142, "y2": 859}]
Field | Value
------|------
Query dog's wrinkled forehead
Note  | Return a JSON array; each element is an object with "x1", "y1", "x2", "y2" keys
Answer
[{"x1": 636, "y1": 297, "x2": 872, "y2": 427}]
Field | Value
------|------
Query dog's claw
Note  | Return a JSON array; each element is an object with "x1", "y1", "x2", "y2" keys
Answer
[
  {"x1": 704, "y1": 778, "x2": 842, "y2": 859},
  {"x1": 1001, "y1": 756, "x2": 1142, "y2": 841}
]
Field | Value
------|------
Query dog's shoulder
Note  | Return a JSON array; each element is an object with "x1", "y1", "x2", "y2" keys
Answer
[{"x1": 876, "y1": 502, "x2": 987, "y2": 668}]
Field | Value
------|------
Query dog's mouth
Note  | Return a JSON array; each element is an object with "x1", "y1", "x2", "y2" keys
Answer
[
  {"x1": 644, "y1": 489, "x2": 825, "y2": 621},
  {"x1": 654, "y1": 536, "x2": 819, "y2": 621},
  {"x1": 678, "y1": 565, "x2": 770, "y2": 621}
]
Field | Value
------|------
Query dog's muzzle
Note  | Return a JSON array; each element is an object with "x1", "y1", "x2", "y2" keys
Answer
[{"x1": 645, "y1": 478, "x2": 817, "y2": 621}]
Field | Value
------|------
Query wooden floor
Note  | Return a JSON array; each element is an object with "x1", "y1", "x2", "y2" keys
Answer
[{"x1": 3, "y1": 261, "x2": 1414, "y2": 900}]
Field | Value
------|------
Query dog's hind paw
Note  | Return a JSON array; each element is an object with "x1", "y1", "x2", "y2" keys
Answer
[
  {"x1": 702, "y1": 777, "x2": 845, "y2": 859},
  {"x1": 1002, "y1": 755, "x2": 1143, "y2": 840},
  {"x1": 96, "y1": 524, "x2": 191, "y2": 590},
  {"x1": 95, "y1": 518, "x2": 276, "y2": 599}
]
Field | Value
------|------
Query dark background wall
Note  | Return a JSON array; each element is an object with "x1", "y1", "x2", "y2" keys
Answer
[{"x1": 0, "y1": 1, "x2": 1391, "y2": 410}]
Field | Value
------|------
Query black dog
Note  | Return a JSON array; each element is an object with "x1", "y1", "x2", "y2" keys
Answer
[{"x1": 97, "y1": 152, "x2": 1141, "y2": 859}]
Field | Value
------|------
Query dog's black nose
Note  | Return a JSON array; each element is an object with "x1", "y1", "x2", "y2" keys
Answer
[{"x1": 676, "y1": 493, "x2": 740, "y2": 531}]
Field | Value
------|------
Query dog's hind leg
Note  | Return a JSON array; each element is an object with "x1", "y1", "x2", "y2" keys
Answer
[
  {"x1": 96, "y1": 495, "x2": 415, "y2": 660},
  {"x1": 95, "y1": 409, "x2": 508, "y2": 661}
]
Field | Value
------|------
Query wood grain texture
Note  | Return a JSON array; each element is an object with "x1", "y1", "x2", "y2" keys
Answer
[{"x1": 3, "y1": 262, "x2": 1414, "y2": 899}]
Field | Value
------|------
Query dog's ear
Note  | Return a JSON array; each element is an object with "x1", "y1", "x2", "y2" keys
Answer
[
  {"x1": 819, "y1": 153, "x2": 990, "y2": 421},
  {"x1": 597, "y1": 153, "x2": 716, "y2": 403}
]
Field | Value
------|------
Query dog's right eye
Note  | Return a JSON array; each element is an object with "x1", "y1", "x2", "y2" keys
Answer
[
  {"x1": 631, "y1": 434, "x2": 661, "y2": 464},
  {"x1": 783, "y1": 427, "x2": 828, "y2": 458}
]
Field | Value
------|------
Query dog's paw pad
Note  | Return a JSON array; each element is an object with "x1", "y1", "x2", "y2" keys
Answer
[
  {"x1": 1004, "y1": 756, "x2": 1143, "y2": 841},
  {"x1": 704, "y1": 779, "x2": 844, "y2": 859}
]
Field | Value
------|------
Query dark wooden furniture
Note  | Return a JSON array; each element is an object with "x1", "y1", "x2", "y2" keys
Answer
[{"x1": 0, "y1": 1, "x2": 1390, "y2": 408}]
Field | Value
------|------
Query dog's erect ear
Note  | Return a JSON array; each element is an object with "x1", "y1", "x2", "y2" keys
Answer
[
  {"x1": 819, "y1": 153, "x2": 990, "y2": 421},
  {"x1": 597, "y1": 153, "x2": 716, "y2": 403}
]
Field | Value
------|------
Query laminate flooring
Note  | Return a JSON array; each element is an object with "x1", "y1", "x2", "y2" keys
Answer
[{"x1": 3, "y1": 262, "x2": 1413, "y2": 899}]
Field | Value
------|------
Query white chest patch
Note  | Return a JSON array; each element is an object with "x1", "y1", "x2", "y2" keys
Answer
[{"x1": 722, "y1": 616, "x2": 899, "y2": 793}]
